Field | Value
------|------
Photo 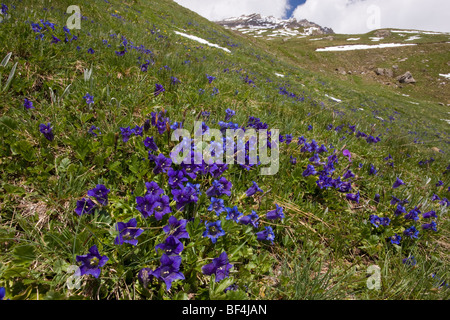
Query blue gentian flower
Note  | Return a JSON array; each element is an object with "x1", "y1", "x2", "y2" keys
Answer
[
  {"x1": 369, "y1": 215, "x2": 383, "y2": 227},
  {"x1": 120, "y1": 126, "x2": 133, "y2": 142},
  {"x1": 76, "y1": 245, "x2": 109, "y2": 278},
  {"x1": 404, "y1": 207, "x2": 420, "y2": 221},
  {"x1": 238, "y1": 211, "x2": 259, "y2": 228},
  {"x1": 403, "y1": 226, "x2": 419, "y2": 239},
  {"x1": 115, "y1": 218, "x2": 144, "y2": 246},
  {"x1": 431, "y1": 194, "x2": 440, "y2": 201},
  {"x1": 87, "y1": 48, "x2": 95, "y2": 54},
  {"x1": 374, "y1": 193, "x2": 380, "y2": 204},
  {"x1": 225, "y1": 108, "x2": 235, "y2": 121},
  {"x1": 202, "y1": 252, "x2": 233, "y2": 282},
  {"x1": 245, "y1": 181, "x2": 263, "y2": 197},
  {"x1": 256, "y1": 226, "x2": 275, "y2": 244},
  {"x1": 266, "y1": 204, "x2": 284, "y2": 220},
  {"x1": 1, "y1": 3, "x2": 8, "y2": 14},
  {"x1": 422, "y1": 210, "x2": 437, "y2": 219},
  {"x1": 74, "y1": 198, "x2": 97, "y2": 216},
  {"x1": 302, "y1": 164, "x2": 317, "y2": 177},
  {"x1": 343, "y1": 170, "x2": 355, "y2": 180},
  {"x1": 390, "y1": 234, "x2": 401, "y2": 245},
  {"x1": 143, "y1": 136, "x2": 158, "y2": 151},
  {"x1": 145, "y1": 181, "x2": 164, "y2": 196},
  {"x1": 51, "y1": 35, "x2": 61, "y2": 44},
  {"x1": 152, "y1": 254, "x2": 185, "y2": 291},
  {"x1": 346, "y1": 191, "x2": 360, "y2": 203},
  {"x1": 138, "y1": 268, "x2": 154, "y2": 289},
  {"x1": 225, "y1": 206, "x2": 243, "y2": 222},
  {"x1": 208, "y1": 197, "x2": 225, "y2": 216},
  {"x1": 88, "y1": 125, "x2": 100, "y2": 137},
  {"x1": 206, "y1": 177, "x2": 232, "y2": 197},
  {"x1": 394, "y1": 204, "x2": 406, "y2": 216},
  {"x1": 369, "y1": 164, "x2": 377, "y2": 175},
  {"x1": 154, "y1": 83, "x2": 165, "y2": 96},
  {"x1": 0, "y1": 286, "x2": 5, "y2": 300},
  {"x1": 24, "y1": 98, "x2": 34, "y2": 110},
  {"x1": 203, "y1": 220, "x2": 225, "y2": 244},
  {"x1": 393, "y1": 177, "x2": 405, "y2": 189},
  {"x1": 155, "y1": 235, "x2": 184, "y2": 255},
  {"x1": 167, "y1": 168, "x2": 188, "y2": 189},
  {"x1": 87, "y1": 184, "x2": 110, "y2": 206},
  {"x1": 39, "y1": 123, "x2": 54, "y2": 141},
  {"x1": 171, "y1": 184, "x2": 200, "y2": 210},
  {"x1": 163, "y1": 216, "x2": 190, "y2": 239},
  {"x1": 206, "y1": 74, "x2": 216, "y2": 84},
  {"x1": 421, "y1": 221, "x2": 437, "y2": 232},
  {"x1": 152, "y1": 153, "x2": 172, "y2": 174}
]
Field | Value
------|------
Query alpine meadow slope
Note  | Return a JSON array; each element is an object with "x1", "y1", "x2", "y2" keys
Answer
[{"x1": 0, "y1": 0, "x2": 449, "y2": 301}]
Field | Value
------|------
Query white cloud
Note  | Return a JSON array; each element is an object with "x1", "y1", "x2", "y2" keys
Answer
[
  {"x1": 292, "y1": 0, "x2": 450, "y2": 34},
  {"x1": 173, "y1": 0, "x2": 290, "y2": 21}
]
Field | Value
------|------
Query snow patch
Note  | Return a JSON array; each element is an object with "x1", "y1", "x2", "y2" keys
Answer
[
  {"x1": 316, "y1": 43, "x2": 417, "y2": 52},
  {"x1": 325, "y1": 94, "x2": 342, "y2": 102},
  {"x1": 439, "y1": 73, "x2": 450, "y2": 79},
  {"x1": 347, "y1": 38, "x2": 360, "y2": 41},
  {"x1": 274, "y1": 73, "x2": 285, "y2": 77},
  {"x1": 174, "y1": 31, "x2": 231, "y2": 53}
]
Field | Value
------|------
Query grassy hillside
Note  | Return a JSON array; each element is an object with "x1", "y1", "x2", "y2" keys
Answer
[{"x1": 0, "y1": 0, "x2": 449, "y2": 300}]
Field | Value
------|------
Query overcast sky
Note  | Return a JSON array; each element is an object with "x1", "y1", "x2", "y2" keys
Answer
[{"x1": 173, "y1": 0, "x2": 450, "y2": 34}]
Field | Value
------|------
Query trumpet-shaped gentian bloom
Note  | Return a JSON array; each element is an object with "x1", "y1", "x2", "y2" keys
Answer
[
  {"x1": 87, "y1": 184, "x2": 110, "y2": 206},
  {"x1": 171, "y1": 184, "x2": 200, "y2": 210},
  {"x1": 369, "y1": 164, "x2": 377, "y2": 175},
  {"x1": 404, "y1": 207, "x2": 420, "y2": 221},
  {"x1": 302, "y1": 164, "x2": 317, "y2": 177},
  {"x1": 120, "y1": 126, "x2": 133, "y2": 142},
  {"x1": 39, "y1": 123, "x2": 54, "y2": 141},
  {"x1": 225, "y1": 108, "x2": 235, "y2": 121},
  {"x1": 145, "y1": 181, "x2": 164, "y2": 196},
  {"x1": 155, "y1": 235, "x2": 184, "y2": 255},
  {"x1": 394, "y1": 204, "x2": 406, "y2": 216},
  {"x1": 152, "y1": 153, "x2": 172, "y2": 174},
  {"x1": 202, "y1": 252, "x2": 233, "y2": 282},
  {"x1": 152, "y1": 195, "x2": 172, "y2": 220},
  {"x1": 74, "y1": 198, "x2": 97, "y2": 216},
  {"x1": 76, "y1": 245, "x2": 109, "y2": 278},
  {"x1": 0, "y1": 286, "x2": 5, "y2": 300},
  {"x1": 143, "y1": 136, "x2": 158, "y2": 151},
  {"x1": 390, "y1": 234, "x2": 401, "y2": 245},
  {"x1": 343, "y1": 149, "x2": 351, "y2": 161},
  {"x1": 167, "y1": 169, "x2": 188, "y2": 189},
  {"x1": 346, "y1": 191, "x2": 360, "y2": 203},
  {"x1": 115, "y1": 218, "x2": 144, "y2": 246},
  {"x1": 422, "y1": 211, "x2": 437, "y2": 219},
  {"x1": 225, "y1": 206, "x2": 243, "y2": 222},
  {"x1": 203, "y1": 220, "x2": 225, "y2": 243},
  {"x1": 245, "y1": 181, "x2": 263, "y2": 197},
  {"x1": 369, "y1": 215, "x2": 390, "y2": 227},
  {"x1": 266, "y1": 204, "x2": 284, "y2": 220},
  {"x1": 343, "y1": 170, "x2": 355, "y2": 180},
  {"x1": 138, "y1": 268, "x2": 154, "y2": 289},
  {"x1": 238, "y1": 211, "x2": 259, "y2": 228},
  {"x1": 206, "y1": 74, "x2": 216, "y2": 84},
  {"x1": 88, "y1": 125, "x2": 100, "y2": 137},
  {"x1": 152, "y1": 254, "x2": 185, "y2": 291},
  {"x1": 403, "y1": 226, "x2": 419, "y2": 239},
  {"x1": 256, "y1": 226, "x2": 275, "y2": 244},
  {"x1": 206, "y1": 177, "x2": 232, "y2": 197},
  {"x1": 24, "y1": 98, "x2": 34, "y2": 110},
  {"x1": 208, "y1": 197, "x2": 225, "y2": 216},
  {"x1": 422, "y1": 221, "x2": 437, "y2": 232},
  {"x1": 154, "y1": 83, "x2": 165, "y2": 96},
  {"x1": 393, "y1": 177, "x2": 405, "y2": 189},
  {"x1": 163, "y1": 216, "x2": 189, "y2": 239}
]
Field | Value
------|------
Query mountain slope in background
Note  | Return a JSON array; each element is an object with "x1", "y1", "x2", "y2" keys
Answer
[{"x1": 216, "y1": 13, "x2": 334, "y2": 39}]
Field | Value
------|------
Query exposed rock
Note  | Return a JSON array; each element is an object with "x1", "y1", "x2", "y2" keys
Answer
[
  {"x1": 392, "y1": 65, "x2": 398, "y2": 70},
  {"x1": 336, "y1": 67, "x2": 346, "y2": 75},
  {"x1": 397, "y1": 71, "x2": 416, "y2": 84},
  {"x1": 375, "y1": 68, "x2": 385, "y2": 76},
  {"x1": 374, "y1": 29, "x2": 391, "y2": 38},
  {"x1": 374, "y1": 68, "x2": 393, "y2": 77}
]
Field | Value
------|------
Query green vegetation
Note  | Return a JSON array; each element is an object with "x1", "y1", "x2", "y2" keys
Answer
[{"x1": 0, "y1": 0, "x2": 448, "y2": 300}]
